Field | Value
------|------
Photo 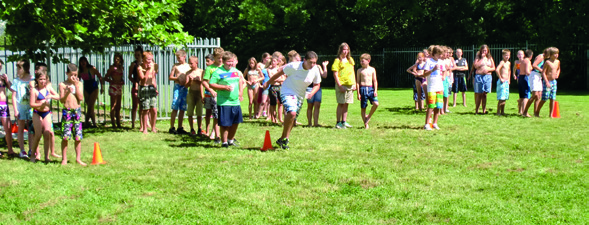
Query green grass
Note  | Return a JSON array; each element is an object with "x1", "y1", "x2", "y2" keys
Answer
[{"x1": 0, "y1": 88, "x2": 587, "y2": 224}]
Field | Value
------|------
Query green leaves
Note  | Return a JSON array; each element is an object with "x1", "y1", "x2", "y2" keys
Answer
[{"x1": 0, "y1": 0, "x2": 193, "y2": 62}]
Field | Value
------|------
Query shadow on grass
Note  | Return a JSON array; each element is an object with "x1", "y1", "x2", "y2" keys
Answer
[
  {"x1": 385, "y1": 107, "x2": 421, "y2": 115},
  {"x1": 378, "y1": 125, "x2": 424, "y2": 130}
]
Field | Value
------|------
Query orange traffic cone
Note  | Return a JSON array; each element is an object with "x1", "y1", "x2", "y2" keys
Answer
[
  {"x1": 11, "y1": 124, "x2": 18, "y2": 133},
  {"x1": 92, "y1": 142, "x2": 106, "y2": 165},
  {"x1": 552, "y1": 101, "x2": 560, "y2": 118},
  {"x1": 260, "y1": 130, "x2": 273, "y2": 151}
]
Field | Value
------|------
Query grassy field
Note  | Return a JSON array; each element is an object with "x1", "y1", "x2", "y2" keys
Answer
[{"x1": 0, "y1": 88, "x2": 587, "y2": 224}]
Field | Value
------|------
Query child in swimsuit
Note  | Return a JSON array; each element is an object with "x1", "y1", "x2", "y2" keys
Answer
[
  {"x1": 29, "y1": 70, "x2": 59, "y2": 163},
  {"x1": 0, "y1": 60, "x2": 14, "y2": 157},
  {"x1": 11, "y1": 60, "x2": 35, "y2": 159},
  {"x1": 129, "y1": 46, "x2": 143, "y2": 129},
  {"x1": 407, "y1": 52, "x2": 427, "y2": 111},
  {"x1": 78, "y1": 56, "x2": 103, "y2": 127},
  {"x1": 59, "y1": 64, "x2": 86, "y2": 165},
  {"x1": 244, "y1": 57, "x2": 264, "y2": 119},
  {"x1": 138, "y1": 51, "x2": 159, "y2": 134},
  {"x1": 105, "y1": 53, "x2": 125, "y2": 128},
  {"x1": 267, "y1": 54, "x2": 285, "y2": 124}
]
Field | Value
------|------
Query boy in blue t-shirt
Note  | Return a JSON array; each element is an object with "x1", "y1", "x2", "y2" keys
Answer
[{"x1": 208, "y1": 52, "x2": 244, "y2": 148}]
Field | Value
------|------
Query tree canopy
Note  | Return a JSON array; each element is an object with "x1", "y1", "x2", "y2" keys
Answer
[{"x1": 0, "y1": 0, "x2": 193, "y2": 62}]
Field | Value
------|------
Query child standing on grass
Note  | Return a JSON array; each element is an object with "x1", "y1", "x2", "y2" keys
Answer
[
  {"x1": 519, "y1": 50, "x2": 533, "y2": 116},
  {"x1": 333, "y1": 42, "x2": 356, "y2": 129},
  {"x1": 202, "y1": 48, "x2": 224, "y2": 143},
  {"x1": 138, "y1": 51, "x2": 159, "y2": 134},
  {"x1": 0, "y1": 59, "x2": 14, "y2": 157},
  {"x1": 418, "y1": 45, "x2": 444, "y2": 130},
  {"x1": 267, "y1": 54, "x2": 286, "y2": 124},
  {"x1": 29, "y1": 70, "x2": 60, "y2": 163},
  {"x1": 104, "y1": 53, "x2": 125, "y2": 128},
  {"x1": 495, "y1": 49, "x2": 511, "y2": 116},
  {"x1": 305, "y1": 60, "x2": 328, "y2": 127},
  {"x1": 513, "y1": 50, "x2": 529, "y2": 115},
  {"x1": 537, "y1": 47, "x2": 560, "y2": 118},
  {"x1": 452, "y1": 48, "x2": 468, "y2": 107},
  {"x1": 244, "y1": 57, "x2": 264, "y2": 119},
  {"x1": 356, "y1": 53, "x2": 379, "y2": 129},
  {"x1": 407, "y1": 52, "x2": 426, "y2": 111},
  {"x1": 523, "y1": 49, "x2": 547, "y2": 117},
  {"x1": 59, "y1": 64, "x2": 86, "y2": 166},
  {"x1": 11, "y1": 60, "x2": 34, "y2": 159},
  {"x1": 185, "y1": 56, "x2": 205, "y2": 136},
  {"x1": 168, "y1": 49, "x2": 191, "y2": 135},
  {"x1": 208, "y1": 52, "x2": 244, "y2": 148}
]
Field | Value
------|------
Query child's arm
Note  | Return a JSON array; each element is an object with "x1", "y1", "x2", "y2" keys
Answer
[
  {"x1": 104, "y1": 66, "x2": 114, "y2": 84},
  {"x1": 256, "y1": 68, "x2": 265, "y2": 83},
  {"x1": 153, "y1": 64, "x2": 159, "y2": 90},
  {"x1": 11, "y1": 82, "x2": 19, "y2": 118},
  {"x1": 168, "y1": 65, "x2": 178, "y2": 81},
  {"x1": 238, "y1": 72, "x2": 245, "y2": 102},
  {"x1": 58, "y1": 83, "x2": 68, "y2": 104},
  {"x1": 406, "y1": 63, "x2": 417, "y2": 75},
  {"x1": 320, "y1": 61, "x2": 329, "y2": 78},
  {"x1": 423, "y1": 65, "x2": 438, "y2": 77},
  {"x1": 512, "y1": 60, "x2": 518, "y2": 80},
  {"x1": 75, "y1": 79, "x2": 84, "y2": 102},
  {"x1": 541, "y1": 63, "x2": 551, "y2": 88},
  {"x1": 262, "y1": 70, "x2": 285, "y2": 90},
  {"x1": 495, "y1": 61, "x2": 504, "y2": 81},
  {"x1": 47, "y1": 84, "x2": 60, "y2": 100},
  {"x1": 91, "y1": 67, "x2": 104, "y2": 94},
  {"x1": 356, "y1": 68, "x2": 362, "y2": 100},
  {"x1": 532, "y1": 55, "x2": 543, "y2": 72},
  {"x1": 556, "y1": 60, "x2": 561, "y2": 79},
  {"x1": 459, "y1": 59, "x2": 469, "y2": 71},
  {"x1": 486, "y1": 58, "x2": 496, "y2": 73},
  {"x1": 372, "y1": 67, "x2": 378, "y2": 97}
]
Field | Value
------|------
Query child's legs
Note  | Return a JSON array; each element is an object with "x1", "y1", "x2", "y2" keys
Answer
[
  {"x1": 257, "y1": 93, "x2": 268, "y2": 117},
  {"x1": 31, "y1": 115, "x2": 43, "y2": 158},
  {"x1": 228, "y1": 123, "x2": 239, "y2": 141},
  {"x1": 313, "y1": 102, "x2": 321, "y2": 126},
  {"x1": 110, "y1": 96, "x2": 117, "y2": 126},
  {"x1": 425, "y1": 108, "x2": 433, "y2": 124},
  {"x1": 361, "y1": 108, "x2": 367, "y2": 122},
  {"x1": 433, "y1": 108, "x2": 440, "y2": 124},
  {"x1": 549, "y1": 99, "x2": 555, "y2": 117},
  {"x1": 220, "y1": 126, "x2": 229, "y2": 143},
  {"x1": 131, "y1": 90, "x2": 139, "y2": 127},
  {"x1": 461, "y1": 92, "x2": 467, "y2": 106},
  {"x1": 248, "y1": 88, "x2": 254, "y2": 114},
  {"x1": 205, "y1": 108, "x2": 211, "y2": 131},
  {"x1": 141, "y1": 110, "x2": 149, "y2": 134},
  {"x1": 61, "y1": 140, "x2": 68, "y2": 164},
  {"x1": 252, "y1": 88, "x2": 259, "y2": 115},
  {"x1": 336, "y1": 104, "x2": 343, "y2": 121},
  {"x1": 88, "y1": 89, "x2": 99, "y2": 124},
  {"x1": 342, "y1": 103, "x2": 349, "y2": 121},
  {"x1": 170, "y1": 110, "x2": 178, "y2": 128},
  {"x1": 281, "y1": 111, "x2": 297, "y2": 139},
  {"x1": 306, "y1": 102, "x2": 314, "y2": 126},
  {"x1": 277, "y1": 103, "x2": 283, "y2": 122},
  {"x1": 115, "y1": 95, "x2": 122, "y2": 125},
  {"x1": 17, "y1": 120, "x2": 26, "y2": 151},
  {"x1": 150, "y1": 108, "x2": 157, "y2": 132},
  {"x1": 481, "y1": 92, "x2": 488, "y2": 112},
  {"x1": 1, "y1": 118, "x2": 13, "y2": 153},
  {"x1": 368, "y1": 101, "x2": 379, "y2": 119}
]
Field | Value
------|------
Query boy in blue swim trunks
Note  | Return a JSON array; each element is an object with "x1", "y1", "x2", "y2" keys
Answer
[
  {"x1": 495, "y1": 49, "x2": 511, "y2": 116},
  {"x1": 356, "y1": 53, "x2": 379, "y2": 129},
  {"x1": 168, "y1": 49, "x2": 191, "y2": 134},
  {"x1": 538, "y1": 47, "x2": 560, "y2": 118}
]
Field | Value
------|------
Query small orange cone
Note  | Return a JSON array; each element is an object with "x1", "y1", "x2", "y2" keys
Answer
[
  {"x1": 260, "y1": 130, "x2": 273, "y2": 152},
  {"x1": 92, "y1": 142, "x2": 106, "y2": 165},
  {"x1": 552, "y1": 101, "x2": 560, "y2": 118}
]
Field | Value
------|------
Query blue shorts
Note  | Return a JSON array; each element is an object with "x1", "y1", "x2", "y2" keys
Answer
[
  {"x1": 413, "y1": 82, "x2": 426, "y2": 101},
  {"x1": 443, "y1": 79, "x2": 451, "y2": 97},
  {"x1": 306, "y1": 87, "x2": 322, "y2": 103},
  {"x1": 518, "y1": 75, "x2": 531, "y2": 99},
  {"x1": 217, "y1": 105, "x2": 242, "y2": 127},
  {"x1": 17, "y1": 103, "x2": 33, "y2": 121},
  {"x1": 452, "y1": 76, "x2": 467, "y2": 93},
  {"x1": 359, "y1": 86, "x2": 378, "y2": 109},
  {"x1": 474, "y1": 74, "x2": 492, "y2": 93},
  {"x1": 171, "y1": 84, "x2": 188, "y2": 111},
  {"x1": 496, "y1": 80, "x2": 510, "y2": 100},
  {"x1": 280, "y1": 94, "x2": 304, "y2": 117},
  {"x1": 542, "y1": 80, "x2": 557, "y2": 101}
]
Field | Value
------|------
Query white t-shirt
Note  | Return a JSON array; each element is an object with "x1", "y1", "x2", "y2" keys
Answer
[
  {"x1": 424, "y1": 58, "x2": 443, "y2": 92},
  {"x1": 281, "y1": 62, "x2": 321, "y2": 97}
]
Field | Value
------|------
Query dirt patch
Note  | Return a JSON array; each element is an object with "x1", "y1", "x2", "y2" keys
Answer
[
  {"x1": 507, "y1": 168, "x2": 525, "y2": 172},
  {"x1": 23, "y1": 195, "x2": 78, "y2": 220}
]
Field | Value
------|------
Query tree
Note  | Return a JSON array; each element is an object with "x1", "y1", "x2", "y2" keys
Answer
[{"x1": 0, "y1": 0, "x2": 193, "y2": 62}]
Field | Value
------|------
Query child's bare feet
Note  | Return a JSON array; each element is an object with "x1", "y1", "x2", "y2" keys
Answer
[
  {"x1": 523, "y1": 113, "x2": 532, "y2": 118},
  {"x1": 51, "y1": 153, "x2": 61, "y2": 158},
  {"x1": 61, "y1": 159, "x2": 67, "y2": 165},
  {"x1": 151, "y1": 128, "x2": 157, "y2": 133},
  {"x1": 463, "y1": 104, "x2": 467, "y2": 107},
  {"x1": 364, "y1": 123, "x2": 369, "y2": 129},
  {"x1": 76, "y1": 160, "x2": 87, "y2": 166}
]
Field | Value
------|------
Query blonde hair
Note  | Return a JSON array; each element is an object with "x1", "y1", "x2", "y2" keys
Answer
[
  {"x1": 213, "y1": 47, "x2": 224, "y2": 57},
  {"x1": 337, "y1": 42, "x2": 352, "y2": 62},
  {"x1": 360, "y1": 53, "x2": 371, "y2": 61},
  {"x1": 502, "y1": 49, "x2": 511, "y2": 55},
  {"x1": 417, "y1": 52, "x2": 425, "y2": 59},
  {"x1": 175, "y1": 49, "x2": 186, "y2": 57},
  {"x1": 143, "y1": 51, "x2": 154, "y2": 59},
  {"x1": 188, "y1": 56, "x2": 198, "y2": 62},
  {"x1": 222, "y1": 51, "x2": 236, "y2": 62}
]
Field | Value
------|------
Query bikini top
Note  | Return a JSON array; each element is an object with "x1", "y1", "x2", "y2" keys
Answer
[
  {"x1": 37, "y1": 89, "x2": 49, "y2": 101},
  {"x1": 80, "y1": 70, "x2": 95, "y2": 81},
  {"x1": 247, "y1": 69, "x2": 259, "y2": 77},
  {"x1": 417, "y1": 62, "x2": 425, "y2": 71}
]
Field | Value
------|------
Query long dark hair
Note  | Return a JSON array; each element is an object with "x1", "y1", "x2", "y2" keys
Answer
[{"x1": 78, "y1": 56, "x2": 93, "y2": 70}]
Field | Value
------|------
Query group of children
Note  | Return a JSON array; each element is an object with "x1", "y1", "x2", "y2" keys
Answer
[{"x1": 407, "y1": 45, "x2": 561, "y2": 130}]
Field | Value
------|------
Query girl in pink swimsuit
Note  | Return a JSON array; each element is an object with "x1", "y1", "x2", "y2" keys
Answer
[{"x1": 105, "y1": 53, "x2": 125, "y2": 128}]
